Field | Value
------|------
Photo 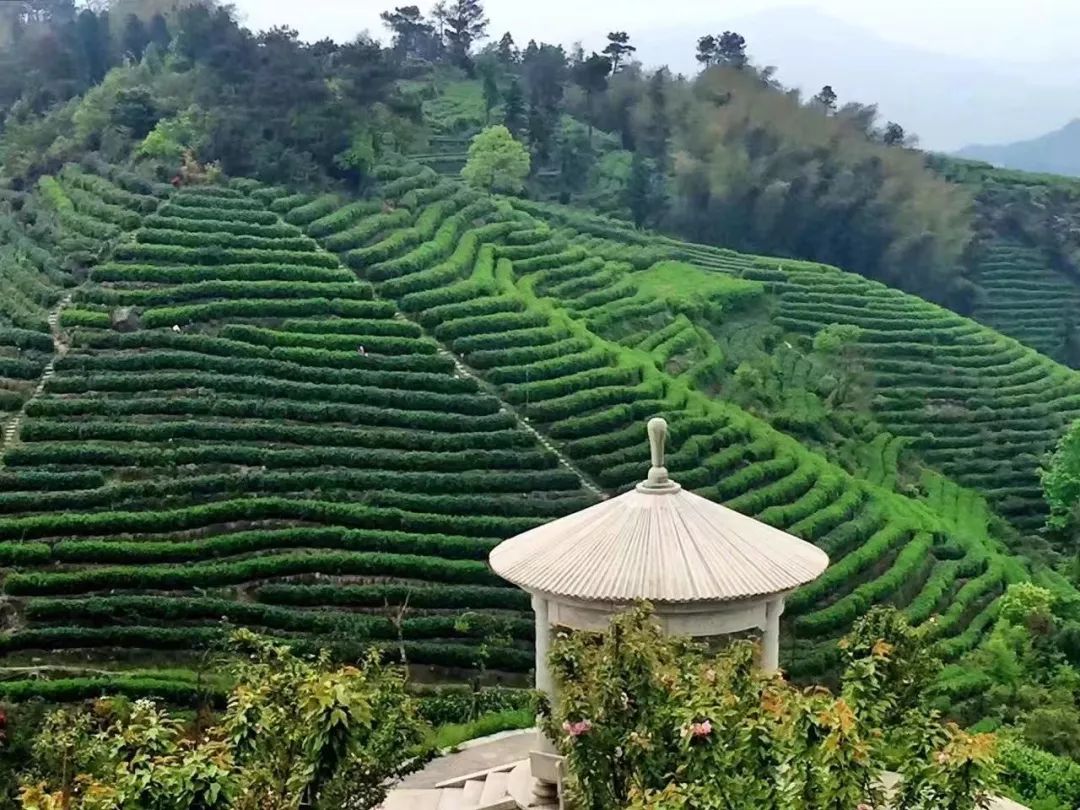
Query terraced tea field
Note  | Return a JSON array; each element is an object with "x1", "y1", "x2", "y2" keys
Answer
[
  {"x1": 0, "y1": 156, "x2": 1071, "y2": 702},
  {"x1": 271, "y1": 163, "x2": 1037, "y2": 680},
  {"x1": 0, "y1": 168, "x2": 602, "y2": 699},
  {"x1": 753, "y1": 259, "x2": 1080, "y2": 532},
  {"x1": 970, "y1": 240, "x2": 1080, "y2": 364}
]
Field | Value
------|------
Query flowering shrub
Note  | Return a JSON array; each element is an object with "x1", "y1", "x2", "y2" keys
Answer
[
  {"x1": 544, "y1": 604, "x2": 999, "y2": 810},
  {"x1": 17, "y1": 630, "x2": 430, "y2": 810}
]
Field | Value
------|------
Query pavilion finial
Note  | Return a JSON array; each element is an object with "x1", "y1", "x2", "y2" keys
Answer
[{"x1": 643, "y1": 417, "x2": 676, "y2": 491}]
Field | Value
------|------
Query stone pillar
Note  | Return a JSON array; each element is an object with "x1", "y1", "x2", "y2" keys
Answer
[
  {"x1": 763, "y1": 597, "x2": 784, "y2": 672},
  {"x1": 530, "y1": 594, "x2": 561, "y2": 804},
  {"x1": 532, "y1": 594, "x2": 554, "y2": 696}
]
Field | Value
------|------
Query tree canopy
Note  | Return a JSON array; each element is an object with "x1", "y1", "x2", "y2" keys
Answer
[{"x1": 461, "y1": 124, "x2": 530, "y2": 193}]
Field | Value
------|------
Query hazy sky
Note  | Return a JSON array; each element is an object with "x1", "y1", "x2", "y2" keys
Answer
[{"x1": 229, "y1": 0, "x2": 1080, "y2": 63}]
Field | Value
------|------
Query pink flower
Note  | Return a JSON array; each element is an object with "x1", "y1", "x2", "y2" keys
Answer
[
  {"x1": 936, "y1": 752, "x2": 950, "y2": 765},
  {"x1": 857, "y1": 804, "x2": 873, "y2": 810},
  {"x1": 690, "y1": 720, "x2": 712, "y2": 738},
  {"x1": 562, "y1": 719, "x2": 593, "y2": 737}
]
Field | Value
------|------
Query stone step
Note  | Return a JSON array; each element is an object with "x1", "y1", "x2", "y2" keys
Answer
[
  {"x1": 461, "y1": 779, "x2": 484, "y2": 807},
  {"x1": 477, "y1": 771, "x2": 515, "y2": 810},
  {"x1": 382, "y1": 789, "x2": 444, "y2": 810},
  {"x1": 436, "y1": 787, "x2": 465, "y2": 810}
]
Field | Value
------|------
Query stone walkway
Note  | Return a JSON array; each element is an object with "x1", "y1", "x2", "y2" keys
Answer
[{"x1": 399, "y1": 729, "x2": 536, "y2": 789}]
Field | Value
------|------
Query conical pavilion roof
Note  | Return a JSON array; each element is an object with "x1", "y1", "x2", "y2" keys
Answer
[{"x1": 489, "y1": 418, "x2": 830, "y2": 604}]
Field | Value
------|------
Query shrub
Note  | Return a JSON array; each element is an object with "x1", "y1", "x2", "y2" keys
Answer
[
  {"x1": 16, "y1": 631, "x2": 430, "y2": 810},
  {"x1": 546, "y1": 605, "x2": 999, "y2": 810}
]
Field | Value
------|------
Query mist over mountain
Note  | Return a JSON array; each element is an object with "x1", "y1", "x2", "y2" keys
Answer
[
  {"x1": 630, "y1": 6, "x2": 1080, "y2": 152},
  {"x1": 956, "y1": 119, "x2": 1080, "y2": 177}
]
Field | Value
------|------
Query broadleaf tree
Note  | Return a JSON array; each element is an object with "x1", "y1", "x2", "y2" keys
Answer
[{"x1": 461, "y1": 124, "x2": 530, "y2": 194}]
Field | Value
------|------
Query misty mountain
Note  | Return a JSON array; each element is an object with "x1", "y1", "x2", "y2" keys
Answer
[
  {"x1": 630, "y1": 5, "x2": 1080, "y2": 152},
  {"x1": 956, "y1": 120, "x2": 1080, "y2": 177}
]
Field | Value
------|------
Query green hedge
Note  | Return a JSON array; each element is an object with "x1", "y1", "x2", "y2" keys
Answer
[
  {"x1": 24, "y1": 596, "x2": 533, "y2": 643},
  {"x1": 155, "y1": 204, "x2": 278, "y2": 224},
  {"x1": 219, "y1": 323, "x2": 435, "y2": 356},
  {"x1": 486, "y1": 348, "x2": 611, "y2": 385},
  {"x1": 8, "y1": 441, "x2": 555, "y2": 474},
  {"x1": 0, "y1": 497, "x2": 541, "y2": 542},
  {"x1": 255, "y1": 582, "x2": 530, "y2": 611},
  {"x1": 112, "y1": 242, "x2": 338, "y2": 268},
  {"x1": 60, "y1": 309, "x2": 110, "y2": 328},
  {"x1": 84, "y1": 279, "x2": 373, "y2": 307},
  {"x1": 91, "y1": 261, "x2": 353, "y2": 284},
  {"x1": 136, "y1": 228, "x2": 315, "y2": 252},
  {"x1": 467, "y1": 337, "x2": 592, "y2": 370},
  {"x1": 324, "y1": 209, "x2": 412, "y2": 251},
  {"x1": 57, "y1": 349, "x2": 471, "y2": 393},
  {"x1": 24, "y1": 419, "x2": 527, "y2": 454},
  {"x1": 283, "y1": 194, "x2": 341, "y2": 226},
  {"x1": 49, "y1": 526, "x2": 496, "y2": 567},
  {"x1": 305, "y1": 200, "x2": 384, "y2": 237},
  {"x1": 45, "y1": 371, "x2": 498, "y2": 413},
  {"x1": 29, "y1": 394, "x2": 513, "y2": 433},
  {"x1": 279, "y1": 317, "x2": 420, "y2": 337},
  {"x1": 140, "y1": 297, "x2": 393, "y2": 327},
  {"x1": 142, "y1": 215, "x2": 299, "y2": 238},
  {"x1": 0, "y1": 676, "x2": 213, "y2": 706},
  {"x1": 794, "y1": 532, "x2": 934, "y2": 636},
  {"x1": 174, "y1": 192, "x2": 261, "y2": 210},
  {"x1": 0, "y1": 467, "x2": 579, "y2": 516},
  {"x1": 502, "y1": 366, "x2": 639, "y2": 406},
  {"x1": 452, "y1": 326, "x2": 565, "y2": 354},
  {"x1": 998, "y1": 738, "x2": 1080, "y2": 808},
  {"x1": 5, "y1": 550, "x2": 504, "y2": 595}
]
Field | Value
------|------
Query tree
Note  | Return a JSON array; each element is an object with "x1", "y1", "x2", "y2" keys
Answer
[
  {"x1": 716, "y1": 30, "x2": 747, "y2": 68},
  {"x1": 17, "y1": 631, "x2": 430, "y2": 810},
  {"x1": 521, "y1": 40, "x2": 567, "y2": 163},
  {"x1": 556, "y1": 120, "x2": 593, "y2": 199},
  {"x1": 120, "y1": 12, "x2": 148, "y2": 61},
  {"x1": 602, "y1": 30, "x2": 635, "y2": 72},
  {"x1": 1043, "y1": 418, "x2": 1080, "y2": 540},
  {"x1": 501, "y1": 77, "x2": 525, "y2": 136},
  {"x1": 627, "y1": 150, "x2": 651, "y2": 227},
  {"x1": 480, "y1": 61, "x2": 498, "y2": 124},
  {"x1": 443, "y1": 0, "x2": 488, "y2": 69},
  {"x1": 495, "y1": 30, "x2": 518, "y2": 64},
  {"x1": 695, "y1": 34, "x2": 717, "y2": 67},
  {"x1": 73, "y1": 8, "x2": 111, "y2": 85},
  {"x1": 883, "y1": 120, "x2": 906, "y2": 146},
  {"x1": 640, "y1": 67, "x2": 671, "y2": 171},
  {"x1": 147, "y1": 11, "x2": 169, "y2": 50},
  {"x1": 380, "y1": 5, "x2": 438, "y2": 61},
  {"x1": 572, "y1": 52, "x2": 611, "y2": 143},
  {"x1": 111, "y1": 86, "x2": 159, "y2": 137},
  {"x1": 813, "y1": 84, "x2": 838, "y2": 113},
  {"x1": 461, "y1": 124, "x2": 530, "y2": 194}
]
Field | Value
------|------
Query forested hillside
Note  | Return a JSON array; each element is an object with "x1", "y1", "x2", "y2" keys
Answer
[{"x1": 3, "y1": 2, "x2": 1080, "y2": 807}]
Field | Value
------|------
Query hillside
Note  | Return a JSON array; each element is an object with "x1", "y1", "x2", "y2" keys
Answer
[
  {"x1": 931, "y1": 158, "x2": 1080, "y2": 368},
  {"x1": 957, "y1": 119, "x2": 1080, "y2": 177},
  {"x1": 0, "y1": 153, "x2": 1067, "y2": 704}
]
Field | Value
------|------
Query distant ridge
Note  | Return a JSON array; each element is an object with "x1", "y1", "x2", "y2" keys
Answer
[{"x1": 956, "y1": 119, "x2": 1080, "y2": 177}]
